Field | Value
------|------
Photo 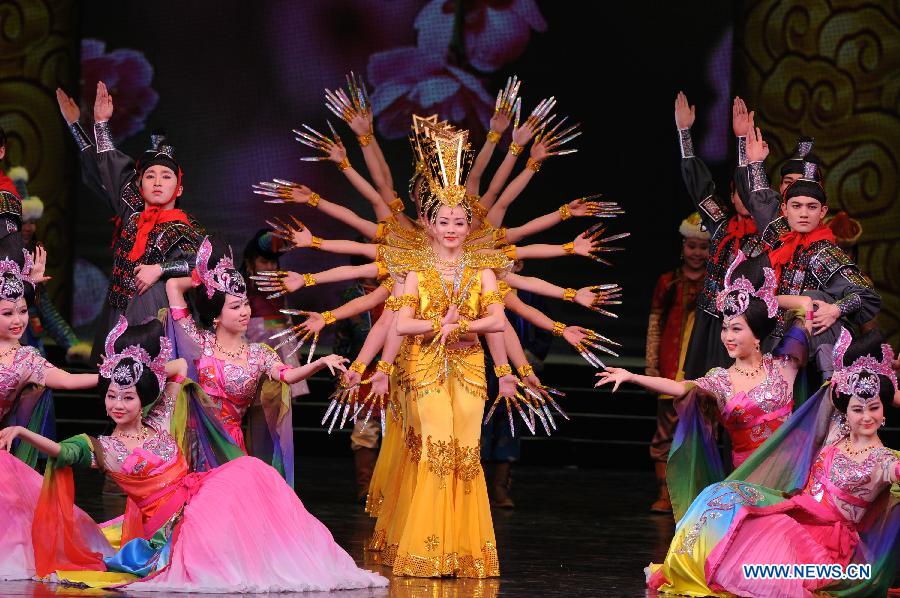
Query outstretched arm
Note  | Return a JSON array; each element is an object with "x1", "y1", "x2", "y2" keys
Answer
[
  {"x1": 595, "y1": 367, "x2": 691, "y2": 398},
  {"x1": 43, "y1": 368, "x2": 99, "y2": 391},
  {"x1": 0, "y1": 426, "x2": 61, "y2": 458}
]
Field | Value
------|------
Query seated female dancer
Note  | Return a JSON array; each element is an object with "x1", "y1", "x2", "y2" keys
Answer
[
  {"x1": 165, "y1": 237, "x2": 346, "y2": 480},
  {"x1": 0, "y1": 242, "x2": 100, "y2": 467},
  {"x1": 596, "y1": 252, "x2": 812, "y2": 515},
  {"x1": 0, "y1": 317, "x2": 387, "y2": 592},
  {"x1": 647, "y1": 328, "x2": 899, "y2": 597}
]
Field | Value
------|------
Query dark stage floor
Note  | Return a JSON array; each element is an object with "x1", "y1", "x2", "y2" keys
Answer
[{"x1": 1, "y1": 457, "x2": 672, "y2": 597}]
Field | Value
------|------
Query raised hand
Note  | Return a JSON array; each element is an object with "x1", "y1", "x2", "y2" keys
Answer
[
  {"x1": 732, "y1": 96, "x2": 751, "y2": 137},
  {"x1": 267, "y1": 215, "x2": 312, "y2": 249},
  {"x1": 55, "y1": 88, "x2": 80, "y2": 124},
  {"x1": 0, "y1": 425, "x2": 24, "y2": 451},
  {"x1": 674, "y1": 91, "x2": 695, "y2": 130},
  {"x1": 294, "y1": 121, "x2": 345, "y2": 163},
  {"x1": 29, "y1": 246, "x2": 51, "y2": 284},
  {"x1": 594, "y1": 367, "x2": 633, "y2": 392},
  {"x1": 574, "y1": 283, "x2": 623, "y2": 317},
  {"x1": 745, "y1": 113, "x2": 769, "y2": 162},
  {"x1": 270, "y1": 309, "x2": 326, "y2": 361},
  {"x1": 249, "y1": 270, "x2": 305, "y2": 298},
  {"x1": 573, "y1": 223, "x2": 630, "y2": 265},
  {"x1": 490, "y1": 75, "x2": 520, "y2": 134},
  {"x1": 533, "y1": 114, "x2": 580, "y2": 159},
  {"x1": 325, "y1": 71, "x2": 371, "y2": 130},
  {"x1": 94, "y1": 81, "x2": 114, "y2": 122}
]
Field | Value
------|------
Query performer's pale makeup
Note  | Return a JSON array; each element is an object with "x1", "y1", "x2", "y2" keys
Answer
[
  {"x1": 720, "y1": 315, "x2": 757, "y2": 360},
  {"x1": 429, "y1": 206, "x2": 470, "y2": 251},
  {"x1": 846, "y1": 395, "x2": 884, "y2": 441},
  {"x1": 141, "y1": 164, "x2": 182, "y2": 208},
  {"x1": 782, "y1": 195, "x2": 828, "y2": 234},
  {"x1": 0, "y1": 297, "x2": 28, "y2": 342},
  {"x1": 105, "y1": 384, "x2": 142, "y2": 426},
  {"x1": 217, "y1": 295, "x2": 251, "y2": 335}
]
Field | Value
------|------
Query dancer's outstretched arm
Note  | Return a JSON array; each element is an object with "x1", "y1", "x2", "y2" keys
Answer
[
  {"x1": 503, "y1": 196, "x2": 611, "y2": 244},
  {"x1": 595, "y1": 368, "x2": 690, "y2": 397},
  {"x1": 252, "y1": 263, "x2": 389, "y2": 296}
]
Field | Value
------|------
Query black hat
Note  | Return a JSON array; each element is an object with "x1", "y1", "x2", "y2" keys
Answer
[{"x1": 780, "y1": 136, "x2": 822, "y2": 179}]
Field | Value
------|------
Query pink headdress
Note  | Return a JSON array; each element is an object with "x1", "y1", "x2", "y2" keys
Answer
[
  {"x1": 195, "y1": 236, "x2": 247, "y2": 300},
  {"x1": 831, "y1": 327, "x2": 898, "y2": 404},
  {"x1": 0, "y1": 250, "x2": 36, "y2": 301},
  {"x1": 715, "y1": 250, "x2": 778, "y2": 320},
  {"x1": 99, "y1": 316, "x2": 172, "y2": 389}
]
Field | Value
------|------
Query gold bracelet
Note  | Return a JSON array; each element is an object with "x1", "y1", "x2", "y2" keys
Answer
[
  {"x1": 376, "y1": 360, "x2": 394, "y2": 375},
  {"x1": 562, "y1": 241, "x2": 575, "y2": 255},
  {"x1": 509, "y1": 142, "x2": 523, "y2": 156},
  {"x1": 517, "y1": 364, "x2": 535, "y2": 378},
  {"x1": 302, "y1": 273, "x2": 317, "y2": 287},
  {"x1": 431, "y1": 318, "x2": 441, "y2": 335},
  {"x1": 494, "y1": 364, "x2": 513, "y2": 377},
  {"x1": 457, "y1": 319, "x2": 470, "y2": 334},
  {"x1": 388, "y1": 197, "x2": 405, "y2": 213},
  {"x1": 322, "y1": 310, "x2": 337, "y2": 325},
  {"x1": 307, "y1": 192, "x2": 321, "y2": 208},
  {"x1": 357, "y1": 133, "x2": 372, "y2": 147},
  {"x1": 526, "y1": 158, "x2": 542, "y2": 172},
  {"x1": 563, "y1": 287, "x2": 577, "y2": 302},
  {"x1": 336, "y1": 157, "x2": 350, "y2": 171},
  {"x1": 501, "y1": 245, "x2": 517, "y2": 260},
  {"x1": 558, "y1": 204, "x2": 572, "y2": 221},
  {"x1": 310, "y1": 236, "x2": 323, "y2": 250},
  {"x1": 349, "y1": 360, "x2": 367, "y2": 374},
  {"x1": 486, "y1": 130, "x2": 501, "y2": 144},
  {"x1": 552, "y1": 321, "x2": 566, "y2": 337}
]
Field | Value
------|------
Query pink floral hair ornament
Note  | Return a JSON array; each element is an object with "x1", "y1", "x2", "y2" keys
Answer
[
  {"x1": 0, "y1": 250, "x2": 36, "y2": 302},
  {"x1": 99, "y1": 316, "x2": 172, "y2": 389},
  {"x1": 714, "y1": 250, "x2": 778, "y2": 320},
  {"x1": 195, "y1": 236, "x2": 247, "y2": 300},
  {"x1": 830, "y1": 327, "x2": 898, "y2": 404}
]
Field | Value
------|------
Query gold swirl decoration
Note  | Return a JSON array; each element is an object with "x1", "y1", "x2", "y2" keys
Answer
[
  {"x1": 0, "y1": 1, "x2": 77, "y2": 312},
  {"x1": 736, "y1": 1, "x2": 900, "y2": 345}
]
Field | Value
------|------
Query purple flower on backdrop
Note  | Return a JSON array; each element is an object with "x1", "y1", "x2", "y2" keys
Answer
[
  {"x1": 81, "y1": 39, "x2": 159, "y2": 142},
  {"x1": 699, "y1": 26, "x2": 732, "y2": 162},
  {"x1": 415, "y1": 0, "x2": 546, "y2": 72},
  {"x1": 367, "y1": 47, "x2": 494, "y2": 139}
]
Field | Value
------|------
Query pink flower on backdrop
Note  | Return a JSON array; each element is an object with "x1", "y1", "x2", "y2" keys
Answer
[
  {"x1": 81, "y1": 39, "x2": 159, "y2": 142},
  {"x1": 415, "y1": 0, "x2": 546, "y2": 72},
  {"x1": 367, "y1": 47, "x2": 494, "y2": 139}
]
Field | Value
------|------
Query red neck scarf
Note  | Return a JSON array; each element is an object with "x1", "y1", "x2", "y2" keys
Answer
[
  {"x1": 0, "y1": 172, "x2": 19, "y2": 198},
  {"x1": 714, "y1": 214, "x2": 757, "y2": 261},
  {"x1": 127, "y1": 206, "x2": 189, "y2": 260},
  {"x1": 767, "y1": 223, "x2": 835, "y2": 283}
]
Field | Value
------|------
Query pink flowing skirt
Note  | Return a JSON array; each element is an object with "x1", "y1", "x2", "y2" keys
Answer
[
  {"x1": 132, "y1": 456, "x2": 387, "y2": 592},
  {"x1": 0, "y1": 451, "x2": 112, "y2": 580},
  {"x1": 706, "y1": 494, "x2": 857, "y2": 598}
]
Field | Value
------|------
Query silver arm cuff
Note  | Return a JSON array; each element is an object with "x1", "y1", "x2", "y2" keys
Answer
[
  {"x1": 93, "y1": 120, "x2": 115, "y2": 153},
  {"x1": 737, "y1": 136, "x2": 748, "y2": 167},
  {"x1": 748, "y1": 161, "x2": 769, "y2": 192},
  {"x1": 678, "y1": 128, "x2": 694, "y2": 159},
  {"x1": 835, "y1": 293, "x2": 862, "y2": 316},
  {"x1": 68, "y1": 122, "x2": 92, "y2": 152},
  {"x1": 159, "y1": 260, "x2": 191, "y2": 278}
]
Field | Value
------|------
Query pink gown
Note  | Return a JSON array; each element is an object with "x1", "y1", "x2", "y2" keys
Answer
[
  {"x1": 706, "y1": 440, "x2": 899, "y2": 597},
  {"x1": 173, "y1": 312, "x2": 281, "y2": 451},
  {"x1": 0, "y1": 387, "x2": 387, "y2": 592},
  {"x1": 693, "y1": 353, "x2": 794, "y2": 466}
]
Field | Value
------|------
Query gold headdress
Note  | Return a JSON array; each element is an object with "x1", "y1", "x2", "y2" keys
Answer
[{"x1": 408, "y1": 116, "x2": 475, "y2": 222}]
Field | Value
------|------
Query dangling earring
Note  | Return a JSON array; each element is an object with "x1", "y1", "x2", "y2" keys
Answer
[
  {"x1": 882, "y1": 418, "x2": 887, "y2": 427},
  {"x1": 754, "y1": 341, "x2": 761, "y2": 353}
]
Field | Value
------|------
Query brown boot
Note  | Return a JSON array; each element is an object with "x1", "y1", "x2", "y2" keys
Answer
[
  {"x1": 353, "y1": 447, "x2": 378, "y2": 504},
  {"x1": 650, "y1": 461, "x2": 672, "y2": 513},
  {"x1": 491, "y1": 462, "x2": 515, "y2": 508}
]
